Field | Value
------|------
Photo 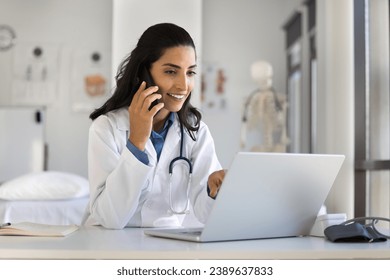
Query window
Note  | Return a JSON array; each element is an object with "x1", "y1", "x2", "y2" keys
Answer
[{"x1": 354, "y1": 0, "x2": 390, "y2": 217}]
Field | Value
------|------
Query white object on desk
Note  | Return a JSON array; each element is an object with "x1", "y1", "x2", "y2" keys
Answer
[
  {"x1": 309, "y1": 213, "x2": 347, "y2": 237},
  {"x1": 0, "y1": 222, "x2": 78, "y2": 237}
]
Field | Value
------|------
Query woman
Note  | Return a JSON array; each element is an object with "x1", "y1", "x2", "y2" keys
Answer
[{"x1": 83, "y1": 23, "x2": 225, "y2": 229}]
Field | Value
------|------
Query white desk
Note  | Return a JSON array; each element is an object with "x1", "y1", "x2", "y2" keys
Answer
[{"x1": 0, "y1": 226, "x2": 390, "y2": 259}]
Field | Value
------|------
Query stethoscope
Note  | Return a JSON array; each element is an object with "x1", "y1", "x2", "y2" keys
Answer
[{"x1": 168, "y1": 122, "x2": 192, "y2": 215}]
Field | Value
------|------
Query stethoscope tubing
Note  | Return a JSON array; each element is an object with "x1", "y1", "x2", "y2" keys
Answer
[{"x1": 168, "y1": 122, "x2": 192, "y2": 215}]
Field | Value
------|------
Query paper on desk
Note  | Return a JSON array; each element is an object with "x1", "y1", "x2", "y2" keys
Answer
[{"x1": 0, "y1": 222, "x2": 78, "y2": 237}]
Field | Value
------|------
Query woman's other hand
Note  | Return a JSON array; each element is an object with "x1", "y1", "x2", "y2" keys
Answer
[{"x1": 208, "y1": 169, "x2": 226, "y2": 198}]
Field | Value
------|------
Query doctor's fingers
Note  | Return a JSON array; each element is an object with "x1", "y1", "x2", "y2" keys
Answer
[
  {"x1": 133, "y1": 82, "x2": 159, "y2": 105},
  {"x1": 132, "y1": 91, "x2": 161, "y2": 114},
  {"x1": 129, "y1": 97, "x2": 163, "y2": 123},
  {"x1": 133, "y1": 81, "x2": 147, "y2": 103},
  {"x1": 214, "y1": 169, "x2": 226, "y2": 181},
  {"x1": 208, "y1": 170, "x2": 226, "y2": 198}
]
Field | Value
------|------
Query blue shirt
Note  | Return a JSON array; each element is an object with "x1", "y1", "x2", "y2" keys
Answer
[{"x1": 126, "y1": 113, "x2": 175, "y2": 165}]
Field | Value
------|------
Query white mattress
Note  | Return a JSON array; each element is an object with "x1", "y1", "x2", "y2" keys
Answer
[{"x1": 0, "y1": 197, "x2": 88, "y2": 226}]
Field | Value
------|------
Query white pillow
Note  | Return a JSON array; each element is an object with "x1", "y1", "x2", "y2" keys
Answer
[{"x1": 0, "y1": 171, "x2": 89, "y2": 200}]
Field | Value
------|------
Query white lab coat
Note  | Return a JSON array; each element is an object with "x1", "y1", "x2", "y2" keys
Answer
[{"x1": 82, "y1": 108, "x2": 222, "y2": 229}]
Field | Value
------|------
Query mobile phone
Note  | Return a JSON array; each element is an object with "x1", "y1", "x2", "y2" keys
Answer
[{"x1": 140, "y1": 67, "x2": 159, "y2": 110}]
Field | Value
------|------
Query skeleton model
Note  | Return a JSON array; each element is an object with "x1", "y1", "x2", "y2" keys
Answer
[{"x1": 241, "y1": 61, "x2": 289, "y2": 152}]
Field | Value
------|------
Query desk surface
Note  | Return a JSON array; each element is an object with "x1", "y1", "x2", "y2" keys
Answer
[{"x1": 0, "y1": 226, "x2": 389, "y2": 259}]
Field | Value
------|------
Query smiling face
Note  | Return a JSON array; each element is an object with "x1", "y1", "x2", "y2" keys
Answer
[{"x1": 149, "y1": 46, "x2": 197, "y2": 116}]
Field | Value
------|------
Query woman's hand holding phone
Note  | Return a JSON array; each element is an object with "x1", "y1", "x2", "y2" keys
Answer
[{"x1": 128, "y1": 81, "x2": 164, "y2": 151}]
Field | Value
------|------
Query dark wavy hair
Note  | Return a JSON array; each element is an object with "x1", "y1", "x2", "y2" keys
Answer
[{"x1": 90, "y1": 23, "x2": 201, "y2": 140}]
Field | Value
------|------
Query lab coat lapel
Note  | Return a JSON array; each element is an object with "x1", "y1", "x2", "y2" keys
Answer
[
  {"x1": 145, "y1": 118, "x2": 181, "y2": 165},
  {"x1": 159, "y1": 118, "x2": 181, "y2": 163}
]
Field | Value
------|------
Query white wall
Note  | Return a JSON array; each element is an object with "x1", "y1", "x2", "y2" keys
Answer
[{"x1": 0, "y1": 0, "x2": 112, "y2": 177}]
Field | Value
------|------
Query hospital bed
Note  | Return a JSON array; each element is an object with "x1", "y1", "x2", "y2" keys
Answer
[
  {"x1": 0, "y1": 171, "x2": 89, "y2": 225},
  {"x1": 0, "y1": 198, "x2": 88, "y2": 225},
  {"x1": 0, "y1": 106, "x2": 89, "y2": 225}
]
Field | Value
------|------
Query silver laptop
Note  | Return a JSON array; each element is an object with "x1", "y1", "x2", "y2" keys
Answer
[{"x1": 144, "y1": 152, "x2": 345, "y2": 242}]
